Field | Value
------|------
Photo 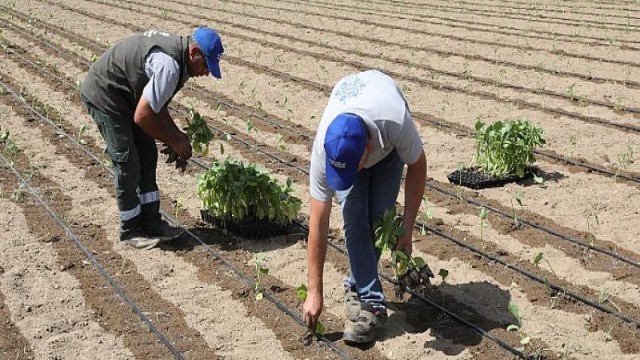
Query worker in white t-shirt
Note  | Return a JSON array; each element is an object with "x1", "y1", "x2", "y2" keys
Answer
[{"x1": 303, "y1": 70, "x2": 427, "y2": 343}]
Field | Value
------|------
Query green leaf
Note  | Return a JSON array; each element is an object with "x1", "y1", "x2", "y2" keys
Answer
[
  {"x1": 412, "y1": 257, "x2": 426, "y2": 269},
  {"x1": 520, "y1": 336, "x2": 531, "y2": 345},
  {"x1": 532, "y1": 252, "x2": 543, "y2": 267},
  {"x1": 506, "y1": 324, "x2": 519, "y2": 332},
  {"x1": 296, "y1": 284, "x2": 308, "y2": 301},
  {"x1": 255, "y1": 292, "x2": 263, "y2": 301},
  {"x1": 438, "y1": 268, "x2": 449, "y2": 281},
  {"x1": 258, "y1": 267, "x2": 269, "y2": 275},
  {"x1": 315, "y1": 321, "x2": 325, "y2": 336}
]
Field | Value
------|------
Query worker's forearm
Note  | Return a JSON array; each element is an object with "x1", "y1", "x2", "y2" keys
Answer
[
  {"x1": 403, "y1": 152, "x2": 427, "y2": 230},
  {"x1": 307, "y1": 200, "x2": 330, "y2": 295},
  {"x1": 134, "y1": 102, "x2": 183, "y2": 145}
]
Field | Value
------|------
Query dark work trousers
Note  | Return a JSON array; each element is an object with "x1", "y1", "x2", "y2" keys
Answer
[{"x1": 81, "y1": 95, "x2": 162, "y2": 240}]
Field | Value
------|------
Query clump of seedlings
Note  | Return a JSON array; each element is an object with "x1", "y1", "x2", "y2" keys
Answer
[
  {"x1": 161, "y1": 108, "x2": 214, "y2": 172},
  {"x1": 197, "y1": 158, "x2": 302, "y2": 227},
  {"x1": 374, "y1": 207, "x2": 434, "y2": 298},
  {"x1": 474, "y1": 119, "x2": 545, "y2": 178},
  {"x1": 295, "y1": 283, "x2": 326, "y2": 342}
]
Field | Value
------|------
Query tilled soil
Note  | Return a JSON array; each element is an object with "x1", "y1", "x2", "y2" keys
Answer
[{"x1": 0, "y1": 1, "x2": 639, "y2": 359}]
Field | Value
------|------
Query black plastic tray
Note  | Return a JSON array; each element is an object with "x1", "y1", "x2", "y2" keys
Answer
[
  {"x1": 447, "y1": 167, "x2": 535, "y2": 189},
  {"x1": 200, "y1": 209, "x2": 291, "y2": 239}
]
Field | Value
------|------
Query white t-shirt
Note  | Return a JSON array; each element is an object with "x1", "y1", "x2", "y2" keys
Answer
[{"x1": 310, "y1": 70, "x2": 424, "y2": 202}]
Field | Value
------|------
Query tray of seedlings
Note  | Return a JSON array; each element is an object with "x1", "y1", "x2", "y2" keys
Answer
[{"x1": 448, "y1": 119, "x2": 545, "y2": 189}]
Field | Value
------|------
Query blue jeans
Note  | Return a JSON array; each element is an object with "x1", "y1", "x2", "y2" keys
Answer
[{"x1": 336, "y1": 150, "x2": 403, "y2": 308}]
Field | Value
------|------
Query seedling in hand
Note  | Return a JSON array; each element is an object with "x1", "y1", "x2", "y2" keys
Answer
[
  {"x1": 296, "y1": 284, "x2": 325, "y2": 345},
  {"x1": 374, "y1": 207, "x2": 434, "y2": 298},
  {"x1": 184, "y1": 108, "x2": 213, "y2": 157}
]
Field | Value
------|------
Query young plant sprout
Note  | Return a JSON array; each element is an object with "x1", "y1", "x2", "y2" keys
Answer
[
  {"x1": 438, "y1": 268, "x2": 449, "y2": 284},
  {"x1": 506, "y1": 302, "x2": 531, "y2": 346},
  {"x1": 511, "y1": 190, "x2": 525, "y2": 226},
  {"x1": 586, "y1": 209, "x2": 600, "y2": 247},
  {"x1": 295, "y1": 284, "x2": 325, "y2": 336},
  {"x1": 254, "y1": 253, "x2": 269, "y2": 301},
  {"x1": 532, "y1": 252, "x2": 563, "y2": 307},
  {"x1": 479, "y1": 206, "x2": 489, "y2": 247},
  {"x1": 374, "y1": 207, "x2": 434, "y2": 298},
  {"x1": 419, "y1": 194, "x2": 433, "y2": 236}
]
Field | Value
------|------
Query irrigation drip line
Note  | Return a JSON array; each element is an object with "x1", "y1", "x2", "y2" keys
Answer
[
  {"x1": 0, "y1": 76, "x2": 353, "y2": 360},
  {"x1": 3, "y1": 14, "x2": 637, "y2": 288},
  {"x1": 427, "y1": 181, "x2": 640, "y2": 268},
  {"x1": 219, "y1": 0, "x2": 640, "y2": 68},
  {"x1": 417, "y1": 219, "x2": 640, "y2": 328},
  {"x1": 293, "y1": 0, "x2": 640, "y2": 33},
  {"x1": 365, "y1": 0, "x2": 640, "y2": 23},
  {"x1": 0, "y1": 145, "x2": 185, "y2": 359}
]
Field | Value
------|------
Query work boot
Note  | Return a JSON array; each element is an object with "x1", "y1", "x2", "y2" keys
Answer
[
  {"x1": 145, "y1": 219, "x2": 184, "y2": 242},
  {"x1": 120, "y1": 231, "x2": 161, "y2": 250},
  {"x1": 344, "y1": 286, "x2": 361, "y2": 322},
  {"x1": 343, "y1": 302, "x2": 388, "y2": 344}
]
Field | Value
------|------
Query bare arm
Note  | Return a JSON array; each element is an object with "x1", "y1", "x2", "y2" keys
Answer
[
  {"x1": 303, "y1": 197, "x2": 332, "y2": 329},
  {"x1": 398, "y1": 150, "x2": 427, "y2": 254},
  {"x1": 133, "y1": 97, "x2": 191, "y2": 158}
]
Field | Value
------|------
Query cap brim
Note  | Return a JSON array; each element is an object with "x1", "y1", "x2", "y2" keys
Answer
[
  {"x1": 206, "y1": 57, "x2": 221, "y2": 79},
  {"x1": 326, "y1": 157, "x2": 358, "y2": 191}
]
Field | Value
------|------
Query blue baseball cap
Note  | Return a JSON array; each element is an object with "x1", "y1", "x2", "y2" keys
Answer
[
  {"x1": 324, "y1": 113, "x2": 367, "y2": 191},
  {"x1": 193, "y1": 27, "x2": 224, "y2": 79}
]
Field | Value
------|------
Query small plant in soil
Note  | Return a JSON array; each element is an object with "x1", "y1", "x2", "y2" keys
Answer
[
  {"x1": 197, "y1": 158, "x2": 302, "y2": 226},
  {"x1": 479, "y1": 206, "x2": 489, "y2": 248},
  {"x1": 615, "y1": 144, "x2": 634, "y2": 178},
  {"x1": 474, "y1": 119, "x2": 545, "y2": 178},
  {"x1": 254, "y1": 253, "x2": 269, "y2": 301},
  {"x1": 506, "y1": 302, "x2": 543, "y2": 358},
  {"x1": 419, "y1": 193, "x2": 433, "y2": 236},
  {"x1": 295, "y1": 284, "x2": 325, "y2": 340},
  {"x1": 597, "y1": 283, "x2": 621, "y2": 312},
  {"x1": 532, "y1": 252, "x2": 563, "y2": 308},
  {"x1": 510, "y1": 190, "x2": 525, "y2": 227},
  {"x1": 585, "y1": 209, "x2": 600, "y2": 247},
  {"x1": 374, "y1": 207, "x2": 434, "y2": 298}
]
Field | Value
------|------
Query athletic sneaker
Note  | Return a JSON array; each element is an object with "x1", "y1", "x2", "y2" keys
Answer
[
  {"x1": 145, "y1": 220, "x2": 184, "y2": 242},
  {"x1": 343, "y1": 302, "x2": 388, "y2": 343},
  {"x1": 344, "y1": 286, "x2": 361, "y2": 322}
]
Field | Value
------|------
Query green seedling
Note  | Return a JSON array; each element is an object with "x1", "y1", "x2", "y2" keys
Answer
[
  {"x1": 566, "y1": 83, "x2": 576, "y2": 101},
  {"x1": 506, "y1": 302, "x2": 531, "y2": 346},
  {"x1": 419, "y1": 193, "x2": 433, "y2": 235},
  {"x1": 615, "y1": 144, "x2": 634, "y2": 179},
  {"x1": 565, "y1": 135, "x2": 577, "y2": 163},
  {"x1": 598, "y1": 283, "x2": 621, "y2": 312},
  {"x1": 511, "y1": 190, "x2": 525, "y2": 226},
  {"x1": 438, "y1": 268, "x2": 449, "y2": 284},
  {"x1": 184, "y1": 108, "x2": 213, "y2": 157},
  {"x1": 479, "y1": 207, "x2": 489, "y2": 247},
  {"x1": 295, "y1": 284, "x2": 325, "y2": 336},
  {"x1": 586, "y1": 210, "x2": 600, "y2": 247},
  {"x1": 455, "y1": 162, "x2": 464, "y2": 201},
  {"x1": 78, "y1": 123, "x2": 88, "y2": 145},
  {"x1": 246, "y1": 118, "x2": 255, "y2": 134},
  {"x1": 254, "y1": 253, "x2": 269, "y2": 301},
  {"x1": 276, "y1": 134, "x2": 286, "y2": 152},
  {"x1": 532, "y1": 252, "x2": 563, "y2": 307}
]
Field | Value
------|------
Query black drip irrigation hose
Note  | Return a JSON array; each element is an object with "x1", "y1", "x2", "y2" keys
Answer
[
  {"x1": 416, "y1": 219, "x2": 640, "y2": 329},
  {"x1": 427, "y1": 182, "x2": 640, "y2": 268},
  {"x1": 3, "y1": 7, "x2": 639, "y2": 185},
  {"x1": 0, "y1": 151, "x2": 186, "y2": 360},
  {"x1": 0, "y1": 78, "x2": 353, "y2": 360}
]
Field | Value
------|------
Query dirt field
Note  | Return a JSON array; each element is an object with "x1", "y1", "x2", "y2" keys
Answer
[{"x1": 0, "y1": 0, "x2": 639, "y2": 359}]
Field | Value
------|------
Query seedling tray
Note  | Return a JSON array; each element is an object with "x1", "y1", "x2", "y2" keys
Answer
[
  {"x1": 200, "y1": 209, "x2": 291, "y2": 239},
  {"x1": 447, "y1": 167, "x2": 535, "y2": 189}
]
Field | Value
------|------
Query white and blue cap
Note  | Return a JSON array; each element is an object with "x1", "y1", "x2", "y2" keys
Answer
[
  {"x1": 193, "y1": 27, "x2": 224, "y2": 79},
  {"x1": 324, "y1": 113, "x2": 367, "y2": 191}
]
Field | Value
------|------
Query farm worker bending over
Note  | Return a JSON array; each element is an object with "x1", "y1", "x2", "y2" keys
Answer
[
  {"x1": 303, "y1": 70, "x2": 427, "y2": 343},
  {"x1": 80, "y1": 28, "x2": 224, "y2": 249}
]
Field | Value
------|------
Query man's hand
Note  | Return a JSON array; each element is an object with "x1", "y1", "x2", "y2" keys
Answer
[
  {"x1": 170, "y1": 132, "x2": 192, "y2": 160},
  {"x1": 302, "y1": 289, "x2": 323, "y2": 332},
  {"x1": 396, "y1": 230, "x2": 413, "y2": 256}
]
